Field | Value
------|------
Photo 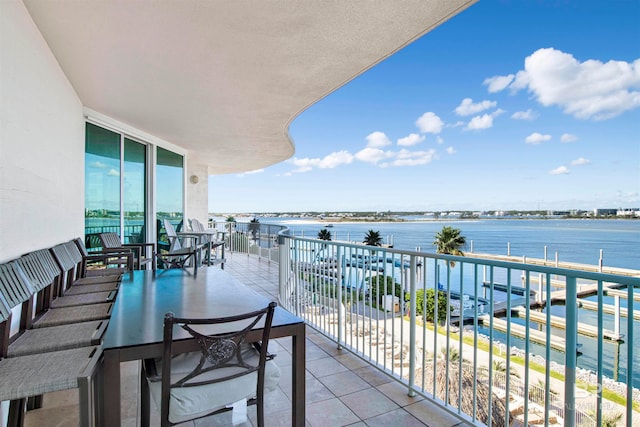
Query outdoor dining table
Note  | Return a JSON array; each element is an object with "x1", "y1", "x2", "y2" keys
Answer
[{"x1": 100, "y1": 268, "x2": 306, "y2": 426}]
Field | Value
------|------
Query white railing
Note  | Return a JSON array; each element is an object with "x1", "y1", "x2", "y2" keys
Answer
[
  {"x1": 214, "y1": 223, "x2": 638, "y2": 426},
  {"x1": 277, "y1": 235, "x2": 638, "y2": 427}
]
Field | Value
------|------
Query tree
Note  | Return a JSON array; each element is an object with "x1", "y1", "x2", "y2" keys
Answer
[
  {"x1": 415, "y1": 289, "x2": 450, "y2": 324},
  {"x1": 363, "y1": 229, "x2": 382, "y2": 247},
  {"x1": 317, "y1": 228, "x2": 332, "y2": 241},
  {"x1": 433, "y1": 226, "x2": 466, "y2": 267},
  {"x1": 367, "y1": 275, "x2": 404, "y2": 303},
  {"x1": 225, "y1": 216, "x2": 236, "y2": 223},
  {"x1": 248, "y1": 217, "x2": 260, "y2": 240}
]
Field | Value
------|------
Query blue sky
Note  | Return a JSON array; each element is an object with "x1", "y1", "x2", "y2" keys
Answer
[{"x1": 209, "y1": 0, "x2": 640, "y2": 214}]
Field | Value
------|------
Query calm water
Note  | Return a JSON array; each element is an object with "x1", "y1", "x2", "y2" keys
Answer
[
  {"x1": 256, "y1": 217, "x2": 640, "y2": 387},
  {"x1": 266, "y1": 217, "x2": 639, "y2": 270}
]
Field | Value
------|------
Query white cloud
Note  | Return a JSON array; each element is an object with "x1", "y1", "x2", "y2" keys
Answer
[
  {"x1": 383, "y1": 149, "x2": 437, "y2": 167},
  {"x1": 509, "y1": 48, "x2": 640, "y2": 120},
  {"x1": 550, "y1": 166, "x2": 570, "y2": 175},
  {"x1": 397, "y1": 133, "x2": 425, "y2": 147},
  {"x1": 467, "y1": 114, "x2": 494, "y2": 130},
  {"x1": 561, "y1": 133, "x2": 578, "y2": 143},
  {"x1": 525, "y1": 132, "x2": 552, "y2": 144},
  {"x1": 91, "y1": 161, "x2": 107, "y2": 169},
  {"x1": 288, "y1": 150, "x2": 354, "y2": 173},
  {"x1": 465, "y1": 109, "x2": 505, "y2": 130},
  {"x1": 483, "y1": 74, "x2": 515, "y2": 93},
  {"x1": 446, "y1": 147, "x2": 456, "y2": 155},
  {"x1": 107, "y1": 169, "x2": 120, "y2": 177},
  {"x1": 571, "y1": 157, "x2": 591, "y2": 166},
  {"x1": 318, "y1": 151, "x2": 354, "y2": 168},
  {"x1": 355, "y1": 147, "x2": 391, "y2": 164},
  {"x1": 365, "y1": 131, "x2": 392, "y2": 148},
  {"x1": 436, "y1": 136, "x2": 444, "y2": 144},
  {"x1": 511, "y1": 109, "x2": 538, "y2": 120},
  {"x1": 415, "y1": 112, "x2": 444, "y2": 134},
  {"x1": 449, "y1": 121, "x2": 465, "y2": 128},
  {"x1": 455, "y1": 98, "x2": 497, "y2": 116}
]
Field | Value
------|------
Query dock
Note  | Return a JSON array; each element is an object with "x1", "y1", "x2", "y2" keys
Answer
[
  {"x1": 482, "y1": 281, "x2": 536, "y2": 297},
  {"x1": 478, "y1": 314, "x2": 568, "y2": 352},
  {"x1": 577, "y1": 299, "x2": 640, "y2": 321},
  {"x1": 510, "y1": 306, "x2": 623, "y2": 341},
  {"x1": 467, "y1": 252, "x2": 640, "y2": 277}
]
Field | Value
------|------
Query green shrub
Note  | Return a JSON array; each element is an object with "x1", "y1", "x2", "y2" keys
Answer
[
  {"x1": 367, "y1": 275, "x2": 403, "y2": 303},
  {"x1": 415, "y1": 288, "x2": 450, "y2": 323}
]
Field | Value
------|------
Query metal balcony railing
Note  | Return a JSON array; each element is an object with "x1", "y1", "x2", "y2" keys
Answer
[{"x1": 270, "y1": 231, "x2": 637, "y2": 427}]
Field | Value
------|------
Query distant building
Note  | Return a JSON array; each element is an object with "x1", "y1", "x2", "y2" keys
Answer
[
  {"x1": 547, "y1": 210, "x2": 570, "y2": 216},
  {"x1": 594, "y1": 208, "x2": 618, "y2": 216},
  {"x1": 616, "y1": 208, "x2": 640, "y2": 217}
]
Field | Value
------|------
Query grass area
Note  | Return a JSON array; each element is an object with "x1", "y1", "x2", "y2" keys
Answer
[{"x1": 411, "y1": 316, "x2": 637, "y2": 411}]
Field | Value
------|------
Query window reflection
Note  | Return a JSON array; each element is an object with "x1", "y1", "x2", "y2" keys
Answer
[
  {"x1": 85, "y1": 123, "x2": 121, "y2": 250},
  {"x1": 124, "y1": 139, "x2": 146, "y2": 244},
  {"x1": 156, "y1": 147, "x2": 184, "y2": 252}
]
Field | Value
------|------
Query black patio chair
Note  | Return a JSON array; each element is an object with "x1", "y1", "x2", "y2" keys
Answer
[{"x1": 140, "y1": 302, "x2": 279, "y2": 427}]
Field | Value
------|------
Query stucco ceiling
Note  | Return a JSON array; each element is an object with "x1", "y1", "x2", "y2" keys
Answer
[{"x1": 24, "y1": 0, "x2": 477, "y2": 174}]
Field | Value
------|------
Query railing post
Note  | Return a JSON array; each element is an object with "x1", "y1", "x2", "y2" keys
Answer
[
  {"x1": 408, "y1": 255, "x2": 417, "y2": 397},
  {"x1": 614, "y1": 295, "x2": 620, "y2": 338},
  {"x1": 278, "y1": 234, "x2": 288, "y2": 305},
  {"x1": 336, "y1": 245, "x2": 343, "y2": 350},
  {"x1": 564, "y1": 275, "x2": 577, "y2": 427}
]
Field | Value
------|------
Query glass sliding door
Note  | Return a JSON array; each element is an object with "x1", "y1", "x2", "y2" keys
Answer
[
  {"x1": 85, "y1": 122, "x2": 183, "y2": 253},
  {"x1": 156, "y1": 147, "x2": 184, "y2": 253},
  {"x1": 85, "y1": 123, "x2": 121, "y2": 250},
  {"x1": 123, "y1": 138, "x2": 147, "y2": 244}
]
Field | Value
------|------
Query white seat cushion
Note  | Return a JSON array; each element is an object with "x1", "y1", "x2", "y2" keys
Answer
[{"x1": 147, "y1": 343, "x2": 280, "y2": 424}]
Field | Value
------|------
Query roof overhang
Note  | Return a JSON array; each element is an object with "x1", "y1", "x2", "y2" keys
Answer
[{"x1": 24, "y1": 0, "x2": 477, "y2": 174}]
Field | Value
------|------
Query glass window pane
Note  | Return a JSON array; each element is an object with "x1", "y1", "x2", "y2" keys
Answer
[
  {"x1": 123, "y1": 138, "x2": 146, "y2": 244},
  {"x1": 156, "y1": 147, "x2": 184, "y2": 252},
  {"x1": 85, "y1": 123, "x2": 121, "y2": 250}
]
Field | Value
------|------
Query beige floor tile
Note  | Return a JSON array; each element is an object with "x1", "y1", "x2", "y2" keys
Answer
[
  {"x1": 306, "y1": 398, "x2": 359, "y2": 427},
  {"x1": 317, "y1": 371, "x2": 370, "y2": 397},
  {"x1": 339, "y1": 387, "x2": 399, "y2": 420}
]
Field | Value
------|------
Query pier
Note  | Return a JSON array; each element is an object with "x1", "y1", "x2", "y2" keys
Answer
[
  {"x1": 510, "y1": 306, "x2": 623, "y2": 341},
  {"x1": 478, "y1": 314, "x2": 568, "y2": 352},
  {"x1": 463, "y1": 253, "x2": 639, "y2": 350},
  {"x1": 468, "y1": 251, "x2": 640, "y2": 277}
]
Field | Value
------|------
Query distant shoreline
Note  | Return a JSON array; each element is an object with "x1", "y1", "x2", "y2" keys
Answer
[{"x1": 211, "y1": 214, "x2": 639, "y2": 223}]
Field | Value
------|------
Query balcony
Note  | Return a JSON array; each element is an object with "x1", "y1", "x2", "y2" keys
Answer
[
  {"x1": 22, "y1": 253, "x2": 466, "y2": 427},
  {"x1": 23, "y1": 222, "x2": 635, "y2": 426}
]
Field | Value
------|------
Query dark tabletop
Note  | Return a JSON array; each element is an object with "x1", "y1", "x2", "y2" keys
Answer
[{"x1": 103, "y1": 268, "x2": 303, "y2": 350}]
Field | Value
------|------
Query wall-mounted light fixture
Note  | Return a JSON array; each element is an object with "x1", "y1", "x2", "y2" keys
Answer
[{"x1": 189, "y1": 175, "x2": 199, "y2": 184}]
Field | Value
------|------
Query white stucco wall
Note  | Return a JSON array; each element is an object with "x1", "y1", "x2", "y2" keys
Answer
[
  {"x1": 0, "y1": 1, "x2": 84, "y2": 262},
  {"x1": 186, "y1": 161, "x2": 209, "y2": 226}
]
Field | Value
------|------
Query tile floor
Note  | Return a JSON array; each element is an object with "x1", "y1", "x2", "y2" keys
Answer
[{"x1": 24, "y1": 253, "x2": 470, "y2": 427}]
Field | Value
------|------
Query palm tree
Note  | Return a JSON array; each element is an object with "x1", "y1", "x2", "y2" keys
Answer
[
  {"x1": 317, "y1": 229, "x2": 332, "y2": 241},
  {"x1": 248, "y1": 217, "x2": 260, "y2": 240},
  {"x1": 363, "y1": 229, "x2": 382, "y2": 247},
  {"x1": 492, "y1": 360, "x2": 521, "y2": 379},
  {"x1": 433, "y1": 226, "x2": 466, "y2": 267},
  {"x1": 225, "y1": 216, "x2": 236, "y2": 223}
]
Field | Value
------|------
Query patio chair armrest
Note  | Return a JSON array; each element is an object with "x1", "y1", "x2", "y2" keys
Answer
[
  {"x1": 123, "y1": 242, "x2": 156, "y2": 254},
  {"x1": 89, "y1": 248, "x2": 134, "y2": 255}
]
